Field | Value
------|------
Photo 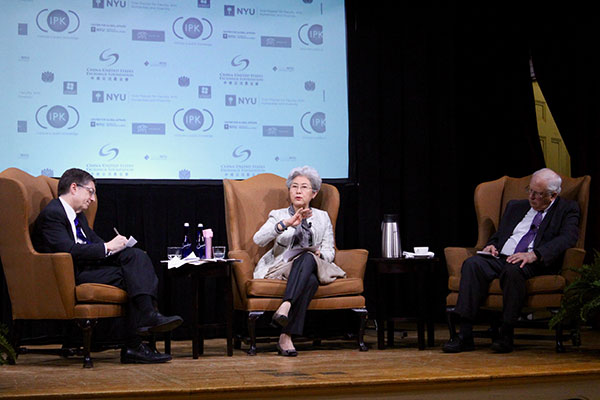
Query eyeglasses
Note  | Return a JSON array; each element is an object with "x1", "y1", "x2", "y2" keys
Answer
[
  {"x1": 77, "y1": 184, "x2": 96, "y2": 196},
  {"x1": 525, "y1": 186, "x2": 549, "y2": 199},
  {"x1": 290, "y1": 184, "x2": 313, "y2": 192}
]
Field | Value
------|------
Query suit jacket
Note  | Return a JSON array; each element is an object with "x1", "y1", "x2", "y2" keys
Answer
[
  {"x1": 252, "y1": 207, "x2": 337, "y2": 279},
  {"x1": 487, "y1": 196, "x2": 580, "y2": 275},
  {"x1": 32, "y1": 198, "x2": 106, "y2": 266}
]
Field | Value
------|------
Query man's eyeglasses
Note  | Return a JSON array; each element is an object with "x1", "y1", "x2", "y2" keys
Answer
[
  {"x1": 77, "y1": 184, "x2": 96, "y2": 196},
  {"x1": 290, "y1": 184, "x2": 313, "y2": 192},
  {"x1": 525, "y1": 186, "x2": 549, "y2": 199}
]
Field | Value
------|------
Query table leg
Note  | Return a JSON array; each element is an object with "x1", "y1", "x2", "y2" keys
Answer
[
  {"x1": 192, "y1": 275, "x2": 200, "y2": 359},
  {"x1": 224, "y1": 266, "x2": 233, "y2": 356},
  {"x1": 377, "y1": 270, "x2": 385, "y2": 350},
  {"x1": 417, "y1": 269, "x2": 426, "y2": 350}
]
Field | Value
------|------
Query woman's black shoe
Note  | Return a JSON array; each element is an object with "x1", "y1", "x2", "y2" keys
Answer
[
  {"x1": 271, "y1": 312, "x2": 289, "y2": 328},
  {"x1": 276, "y1": 343, "x2": 298, "y2": 357},
  {"x1": 120, "y1": 343, "x2": 172, "y2": 364}
]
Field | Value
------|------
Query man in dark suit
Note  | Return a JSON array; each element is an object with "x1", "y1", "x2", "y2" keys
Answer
[
  {"x1": 443, "y1": 168, "x2": 580, "y2": 353},
  {"x1": 32, "y1": 168, "x2": 183, "y2": 363}
]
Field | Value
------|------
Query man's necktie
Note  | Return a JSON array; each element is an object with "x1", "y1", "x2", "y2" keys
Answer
[
  {"x1": 74, "y1": 216, "x2": 89, "y2": 244},
  {"x1": 514, "y1": 211, "x2": 543, "y2": 254}
]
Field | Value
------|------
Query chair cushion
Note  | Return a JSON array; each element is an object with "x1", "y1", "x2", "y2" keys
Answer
[
  {"x1": 76, "y1": 283, "x2": 128, "y2": 304},
  {"x1": 246, "y1": 278, "x2": 363, "y2": 298},
  {"x1": 488, "y1": 275, "x2": 565, "y2": 294}
]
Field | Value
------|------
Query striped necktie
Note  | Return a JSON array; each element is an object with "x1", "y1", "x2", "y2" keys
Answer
[{"x1": 74, "y1": 216, "x2": 89, "y2": 244}]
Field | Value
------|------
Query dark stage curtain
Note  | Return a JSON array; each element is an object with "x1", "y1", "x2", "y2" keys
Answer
[
  {"x1": 530, "y1": 9, "x2": 600, "y2": 257},
  {"x1": 2, "y1": 4, "x2": 558, "y2": 343}
]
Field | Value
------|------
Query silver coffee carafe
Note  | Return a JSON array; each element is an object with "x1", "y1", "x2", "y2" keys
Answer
[{"x1": 381, "y1": 214, "x2": 401, "y2": 258}]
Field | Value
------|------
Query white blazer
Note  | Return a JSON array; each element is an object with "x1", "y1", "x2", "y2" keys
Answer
[{"x1": 253, "y1": 207, "x2": 336, "y2": 279}]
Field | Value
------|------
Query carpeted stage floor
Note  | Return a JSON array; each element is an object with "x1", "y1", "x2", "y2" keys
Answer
[{"x1": 1, "y1": 325, "x2": 600, "y2": 399}]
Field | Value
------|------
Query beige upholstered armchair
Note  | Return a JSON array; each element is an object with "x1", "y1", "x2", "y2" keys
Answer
[
  {"x1": 445, "y1": 173, "x2": 590, "y2": 351},
  {"x1": 223, "y1": 173, "x2": 368, "y2": 355},
  {"x1": 0, "y1": 168, "x2": 127, "y2": 367}
]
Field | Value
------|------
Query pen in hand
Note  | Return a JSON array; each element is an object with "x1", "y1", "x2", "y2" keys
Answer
[{"x1": 113, "y1": 227, "x2": 120, "y2": 236}]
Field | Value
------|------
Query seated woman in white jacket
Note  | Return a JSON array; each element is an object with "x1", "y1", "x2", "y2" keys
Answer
[{"x1": 253, "y1": 166, "x2": 346, "y2": 356}]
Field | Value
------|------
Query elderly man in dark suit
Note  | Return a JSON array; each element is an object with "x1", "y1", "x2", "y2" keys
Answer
[
  {"x1": 32, "y1": 168, "x2": 182, "y2": 363},
  {"x1": 443, "y1": 168, "x2": 580, "y2": 353}
]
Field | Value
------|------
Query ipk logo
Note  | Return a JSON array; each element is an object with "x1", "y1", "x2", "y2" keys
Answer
[
  {"x1": 172, "y1": 17, "x2": 213, "y2": 40},
  {"x1": 298, "y1": 24, "x2": 323, "y2": 46},
  {"x1": 99, "y1": 49, "x2": 119, "y2": 66},
  {"x1": 99, "y1": 144, "x2": 119, "y2": 161},
  {"x1": 231, "y1": 55, "x2": 250, "y2": 71},
  {"x1": 35, "y1": 105, "x2": 80, "y2": 129},
  {"x1": 93, "y1": 0, "x2": 127, "y2": 8},
  {"x1": 224, "y1": 5, "x2": 255, "y2": 16},
  {"x1": 300, "y1": 111, "x2": 326, "y2": 134},
  {"x1": 173, "y1": 108, "x2": 214, "y2": 132},
  {"x1": 36, "y1": 9, "x2": 80, "y2": 33},
  {"x1": 232, "y1": 145, "x2": 251, "y2": 162}
]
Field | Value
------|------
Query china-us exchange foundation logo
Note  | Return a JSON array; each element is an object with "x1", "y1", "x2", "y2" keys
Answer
[
  {"x1": 35, "y1": 105, "x2": 80, "y2": 129},
  {"x1": 36, "y1": 9, "x2": 80, "y2": 33},
  {"x1": 172, "y1": 17, "x2": 213, "y2": 40},
  {"x1": 300, "y1": 111, "x2": 325, "y2": 134},
  {"x1": 298, "y1": 24, "x2": 323, "y2": 46},
  {"x1": 99, "y1": 49, "x2": 119, "y2": 66},
  {"x1": 99, "y1": 144, "x2": 119, "y2": 161},
  {"x1": 173, "y1": 108, "x2": 214, "y2": 132},
  {"x1": 231, "y1": 55, "x2": 250, "y2": 71},
  {"x1": 232, "y1": 145, "x2": 251, "y2": 162}
]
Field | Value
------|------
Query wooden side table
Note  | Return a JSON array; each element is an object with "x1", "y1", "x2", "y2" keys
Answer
[
  {"x1": 165, "y1": 260, "x2": 234, "y2": 358},
  {"x1": 370, "y1": 257, "x2": 441, "y2": 350}
]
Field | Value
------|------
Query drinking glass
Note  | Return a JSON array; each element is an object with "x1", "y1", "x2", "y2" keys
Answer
[
  {"x1": 213, "y1": 246, "x2": 226, "y2": 259},
  {"x1": 167, "y1": 247, "x2": 182, "y2": 260}
]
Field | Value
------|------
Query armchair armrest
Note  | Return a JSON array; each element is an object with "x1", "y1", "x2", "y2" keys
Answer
[
  {"x1": 228, "y1": 249, "x2": 254, "y2": 307},
  {"x1": 444, "y1": 247, "x2": 477, "y2": 278},
  {"x1": 561, "y1": 247, "x2": 586, "y2": 285},
  {"x1": 334, "y1": 249, "x2": 368, "y2": 280}
]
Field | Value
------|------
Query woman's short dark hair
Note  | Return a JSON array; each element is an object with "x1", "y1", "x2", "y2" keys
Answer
[{"x1": 57, "y1": 168, "x2": 95, "y2": 196}]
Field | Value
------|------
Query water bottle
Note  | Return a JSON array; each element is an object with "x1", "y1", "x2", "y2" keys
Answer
[
  {"x1": 381, "y1": 214, "x2": 401, "y2": 258},
  {"x1": 181, "y1": 222, "x2": 192, "y2": 258},
  {"x1": 195, "y1": 223, "x2": 206, "y2": 259}
]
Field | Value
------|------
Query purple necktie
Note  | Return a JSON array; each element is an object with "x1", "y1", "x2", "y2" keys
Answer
[
  {"x1": 514, "y1": 211, "x2": 543, "y2": 254},
  {"x1": 74, "y1": 216, "x2": 89, "y2": 244}
]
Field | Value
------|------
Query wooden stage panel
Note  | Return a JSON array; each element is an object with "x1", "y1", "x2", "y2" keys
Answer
[{"x1": 1, "y1": 325, "x2": 600, "y2": 399}]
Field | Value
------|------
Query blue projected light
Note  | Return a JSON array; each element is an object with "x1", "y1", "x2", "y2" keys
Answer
[{"x1": 0, "y1": 0, "x2": 349, "y2": 180}]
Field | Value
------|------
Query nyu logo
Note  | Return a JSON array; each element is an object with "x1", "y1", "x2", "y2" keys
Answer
[
  {"x1": 173, "y1": 108, "x2": 214, "y2": 132},
  {"x1": 93, "y1": 0, "x2": 127, "y2": 8},
  {"x1": 225, "y1": 95, "x2": 256, "y2": 106},
  {"x1": 172, "y1": 17, "x2": 213, "y2": 40},
  {"x1": 232, "y1": 145, "x2": 251, "y2": 162},
  {"x1": 298, "y1": 24, "x2": 323, "y2": 46},
  {"x1": 99, "y1": 144, "x2": 119, "y2": 161},
  {"x1": 99, "y1": 49, "x2": 119, "y2": 66},
  {"x1": 36, "y1": 9, "x2": 80, "y2": 33},
  {"x1": 224, "y1": 5, "x2": 255, "y2": 16},
  {"x1": 231, "y1": 55, "x2": 250, "y2": 71},
  {"x1": 35, "y1": 105, "x2": 80, "y2": 129},
  {"x1": 300, "y1": 111, "x2": 326, "y2": 134},
  {"x1": 92, "y1": 91, "x2": 126, "y2": 102}
]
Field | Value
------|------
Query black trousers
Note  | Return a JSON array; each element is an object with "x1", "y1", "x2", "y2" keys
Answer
[
  {"x1": 454, "y1": 254, "x2": 535, "y2": 325},
  {"x1": 75, "y1": 247, "x2": 159, "y2": 343},
  {"x1": 282, "y1": 252, "x2": 319, "y2": 336}
]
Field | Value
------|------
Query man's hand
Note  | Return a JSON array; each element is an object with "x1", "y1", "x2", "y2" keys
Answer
[
  {"x1": 106, "y1": 235, "x2": 128, "y2": 253},
  {"x1": 482, "y1": 244, "x2": 499, "y2": 257},
  {"x1": 506, "y1": 251, "x2": 537, "y2": 269}
]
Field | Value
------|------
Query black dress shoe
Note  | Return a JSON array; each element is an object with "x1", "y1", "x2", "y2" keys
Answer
[
  {"x1": 276, "y1": 343, "x2": 298, "y2": 357},
  {"x1": 137, "y1": 311, "x2": 183, "y2": 335},
  {"x1": 120, "y1": 343, "x2": 172, "y2": 364},
  {"x1": 271, "y1": 312, "x2": 289, "y2": 328},
  {"x1": 491, "y1": 336, "x2": 514, "y2": 353},
  {"x1": 442, "y1": 334, "x2": 475, "y2": 353}
]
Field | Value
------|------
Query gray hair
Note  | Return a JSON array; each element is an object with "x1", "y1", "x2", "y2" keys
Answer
[
  {"x1": 532, "y1": 168, "x2": 562, "y2": 195},
  {"x1": 286, "y1": 165, "x2": 321, "y2": 192}
]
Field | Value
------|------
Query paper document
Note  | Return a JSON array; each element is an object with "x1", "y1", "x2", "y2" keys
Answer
[
  {"x1": 402, "y1": 251, "x2": 435, "y2": 259},
  {"x1": 162, "y1": 252, "x2": 241, "y2": 269},
  {"x1": 476, "y1": 251, "x2": 499, "y2": 259},
  {"x1": 282, "y1": 246, "x2": 319, "y2": 262}
]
